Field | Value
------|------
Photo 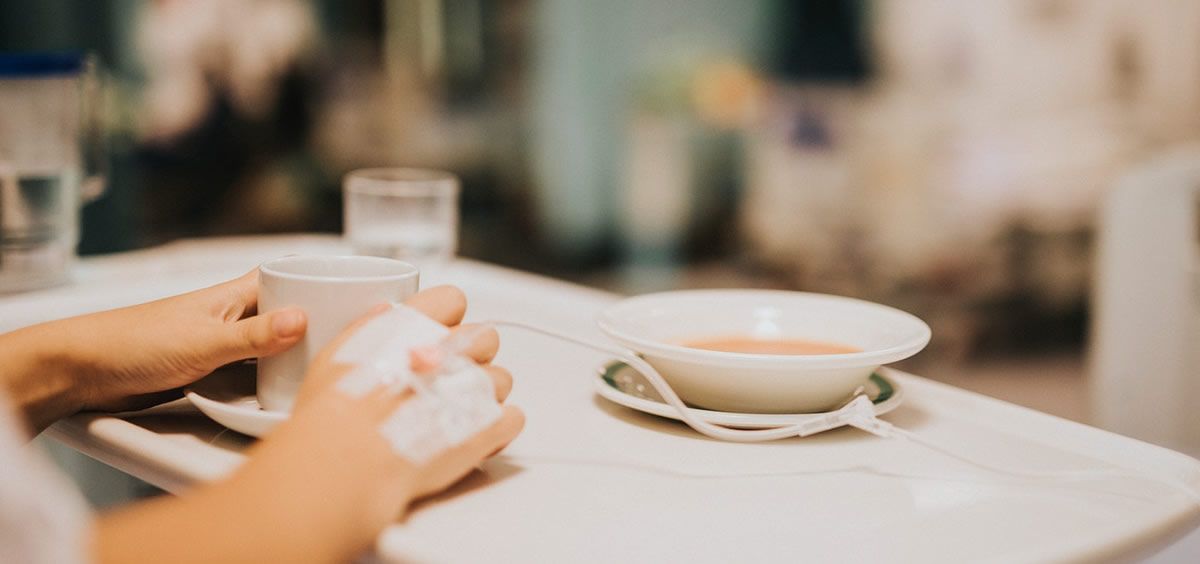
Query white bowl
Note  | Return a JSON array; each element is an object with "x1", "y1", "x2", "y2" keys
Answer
[{"x1": 596, "y1": 290, "x2": 931, "y2": 413}]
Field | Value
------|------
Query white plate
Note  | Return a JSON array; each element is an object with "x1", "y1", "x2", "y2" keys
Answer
[
  {"x1": 191, "y1": 360, "x2": 905, "y2": 437},
  {"x1": 185, "y1": 363, "x2": 285, "y2": 438},
  {"x1": 594, "y1": 361, "x2": 904, "y2": 429}
]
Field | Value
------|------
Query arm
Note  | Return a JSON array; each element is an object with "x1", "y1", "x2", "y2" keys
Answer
[
  {"x1": 91, "y1": 286, "x2": 522, "y2": 564},
  {"x1": 94, "y1": 394, "x2": 522, "y2": 564},
  {"x1": 0, "y1": 326, "x2": 81, "y2": 432},
  {"x1": 91, "y1": 409, "x2": 419, "y2": 564},
  {"x1": 0, "y1": 271, "x2": 306, "y2": 433}
]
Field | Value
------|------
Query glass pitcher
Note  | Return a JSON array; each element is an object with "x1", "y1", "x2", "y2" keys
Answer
[{"x1": 0, "y1": 52, "x2": 105, "y2": 293}]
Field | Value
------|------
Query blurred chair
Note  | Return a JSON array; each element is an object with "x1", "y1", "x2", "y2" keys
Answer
[{"x1": 1092, "y1": 147, "x2": 1200, "y2": 455}]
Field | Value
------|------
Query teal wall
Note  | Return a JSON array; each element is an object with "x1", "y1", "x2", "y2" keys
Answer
[{"x1": 529, "y1": 0, "x2": 773, "y2": 257}]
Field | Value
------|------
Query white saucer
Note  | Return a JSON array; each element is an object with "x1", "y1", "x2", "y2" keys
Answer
[
  {"x1": 593, "y1": 361, "x2": 904, "y2": 429},
  {"x1": 191, "y1": 361, "x2": 905, "y2": 437},
  {"x1": 185, "y1": 363, "x2": 285, "y2": 438}
]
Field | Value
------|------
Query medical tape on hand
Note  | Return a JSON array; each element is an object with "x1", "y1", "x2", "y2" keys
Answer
[
  {"x1": 334, "y1": 305, "x2": 448, "y2": 397},
  {"x1": 377, "y1": 364, "x2": 502, "y2": 463},
  {"x1": 332, "y1": 304, "x2": 502, "y2": 463}
]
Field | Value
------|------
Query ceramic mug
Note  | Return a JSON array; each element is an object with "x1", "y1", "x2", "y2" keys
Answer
[{"x1": 257, "y1": 255, "x2": 420, "y2": 412}]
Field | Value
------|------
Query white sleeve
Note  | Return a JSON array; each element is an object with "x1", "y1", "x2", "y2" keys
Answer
[{"x1": 0, "y1": 395, "x2": 91, "y2": 564}]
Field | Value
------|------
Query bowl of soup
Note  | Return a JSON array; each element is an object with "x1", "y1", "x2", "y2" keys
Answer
[{"x1": 597, "y1": 290, "x2": 931, "y2": 413}]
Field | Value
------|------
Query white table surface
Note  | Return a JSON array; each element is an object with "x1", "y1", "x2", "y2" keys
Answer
[{"x1": 4, "y1": 235, "x2": 1199, "y2": 563}]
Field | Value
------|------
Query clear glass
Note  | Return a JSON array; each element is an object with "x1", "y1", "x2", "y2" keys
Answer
[
  {"x1": 343, "y1": 168, "x2": 459, "y2": 266},
  {"x1": 0, "y1": 56, "x2": 105, "y2": 293}
]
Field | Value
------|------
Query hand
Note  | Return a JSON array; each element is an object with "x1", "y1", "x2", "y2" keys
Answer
[
  {"x1": 90, "y1": 285, "x2": 522, "y2": 564},
  {"x1": 0, "y1": 270, "x2": 306, "y2": 429},
  {"x1": 233, "y1": 286, "x2": 523, "y2": 560}
]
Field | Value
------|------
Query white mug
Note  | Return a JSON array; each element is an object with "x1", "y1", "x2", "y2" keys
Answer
[{"x1": 257, "y1": 255, "x2": 420, "y2": 412}]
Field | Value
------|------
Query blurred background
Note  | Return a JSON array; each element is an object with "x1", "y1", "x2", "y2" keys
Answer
[{"x1": 2, "y1": 0, "x2": 1198, "y2": 461}]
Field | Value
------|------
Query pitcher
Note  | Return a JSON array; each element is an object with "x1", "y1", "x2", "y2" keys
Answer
[{"x1": 0, "y1": 52, "x2": 105, "y2": 293}]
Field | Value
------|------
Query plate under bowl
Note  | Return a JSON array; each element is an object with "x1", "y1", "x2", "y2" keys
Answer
[{"x1": 594, "y1": 360, "x2": 904, "y2": 429}]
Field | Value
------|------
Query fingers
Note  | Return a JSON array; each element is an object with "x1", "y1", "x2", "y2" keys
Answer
[
  {"x1": 415, "y1": 405, "x2": 525, "y2": 496},
  {"x1": 319, "y1": 364, "x2": 505, "y2": 426},
  {"x1": 403, "y1": 286, "x2": 467, "y2": 326},
  {"x1": 216, "y1": 307, "x2": 307, "y2": 364},
  {"x1": 449, "y1": 406, "x2": 524, "y2": 465},
  {"x1": 480, "y1": 406, "x2": 524, "y2": 458},
  {"x1": 482, "y1": 405, "x2": 525, "y2": 450},
  {"x1": 447, "y1": 406, "x2": 525, "y2": 471},
  {"x1": 217, "y1": 270, "x2": 260, "y2": 318},
  {"x1": 483, "y1": 365, "x2": 513, "y2": 402},
  {"x1": 448, "y1": 323, "x2": 499, "y2": 364},
  {"x1": 322, "y1": 365, "x2": 510, "y2": 419},
  {"x1": 314, "y1": 285, "x2": 470, "y2": 369}
]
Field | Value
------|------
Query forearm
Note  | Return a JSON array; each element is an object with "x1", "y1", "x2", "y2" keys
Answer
[
  {"x1": 0, "y1": 305, "x2": 187, "y2": 432},
  {"x1": 93, "y1": 441, "x2": 389, "y2": 564},
  {"x1": 93, "y1": 484, "x2": 350, "y2": 564},
  {"x1": 0, "y1": 323, "x2": 84, "y2": 433}
]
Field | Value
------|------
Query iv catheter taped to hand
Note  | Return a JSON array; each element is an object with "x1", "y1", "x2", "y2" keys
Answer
[{"x1": 332, "y1": 305, "x2": 501, "y2": 463}]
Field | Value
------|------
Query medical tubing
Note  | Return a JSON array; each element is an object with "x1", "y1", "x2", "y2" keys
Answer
[
  {"x1": 885, "y1": 424, "x2": 1200, "y2": 504},
  {"x1": 488, "y1": 320, "x2": 877, "y2": 442},
  {"x1": 487, "y1": 320, "x2": 1200, "y2": 502}
]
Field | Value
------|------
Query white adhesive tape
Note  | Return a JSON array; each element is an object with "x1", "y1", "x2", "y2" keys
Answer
[
  {"x1": 333, "y1": 304, "x2": 501, "y2": 463},
  {"x1": 377, "y1": 364, "x2": 501, "y2": 463},
  {"x1": 334, "y1": 305, "x2": 448, "y2": 398}
]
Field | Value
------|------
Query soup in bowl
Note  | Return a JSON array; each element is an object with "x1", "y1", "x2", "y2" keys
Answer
[{"x1": 597, "y1": 290, "x2": 931, "y2": 413}]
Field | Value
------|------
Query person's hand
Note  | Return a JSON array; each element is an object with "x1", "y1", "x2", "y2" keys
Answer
[
  {"x1": 1, "y1": 270, "x2": 306, "y2": 429},
  {"x1": 228, "y1": 286, "x2": 523, "y2": 561},
  {"x1": 73, "y1": 270, "x2": 308, "y2": 412},
  {"x1": 90, "y1": 285, "x2": 521, "y2": 564}
]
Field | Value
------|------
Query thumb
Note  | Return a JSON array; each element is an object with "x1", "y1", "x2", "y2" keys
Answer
[{"x1": 218, "y1": 307, "x2": 307, "y2": 363}]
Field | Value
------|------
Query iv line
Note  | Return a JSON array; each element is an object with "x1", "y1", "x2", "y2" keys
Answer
[
  {"x1": 487, "y1": 320, "x2": 861, "y2": 442},
  {"x1": 486, "y1": 320, "x2": 1200, "y2": 504}
]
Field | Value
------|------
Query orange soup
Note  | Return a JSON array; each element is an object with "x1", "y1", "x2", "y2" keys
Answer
[{"x1": 681, "y1": 336, "x2": 860, "y2": 355}]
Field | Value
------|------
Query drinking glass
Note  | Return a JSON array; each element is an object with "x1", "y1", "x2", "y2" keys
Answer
[
  {"x1": 0, "y1": 52, "x2": 106, "y2": 293},
  {"x1": 343, "y1": 168, "x2": 459, "y2": 265}
]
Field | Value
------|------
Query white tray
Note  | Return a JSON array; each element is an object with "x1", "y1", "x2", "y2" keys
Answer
[{"x1": 7, "y1": 236, "x2": 1196, "y2": 563}]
